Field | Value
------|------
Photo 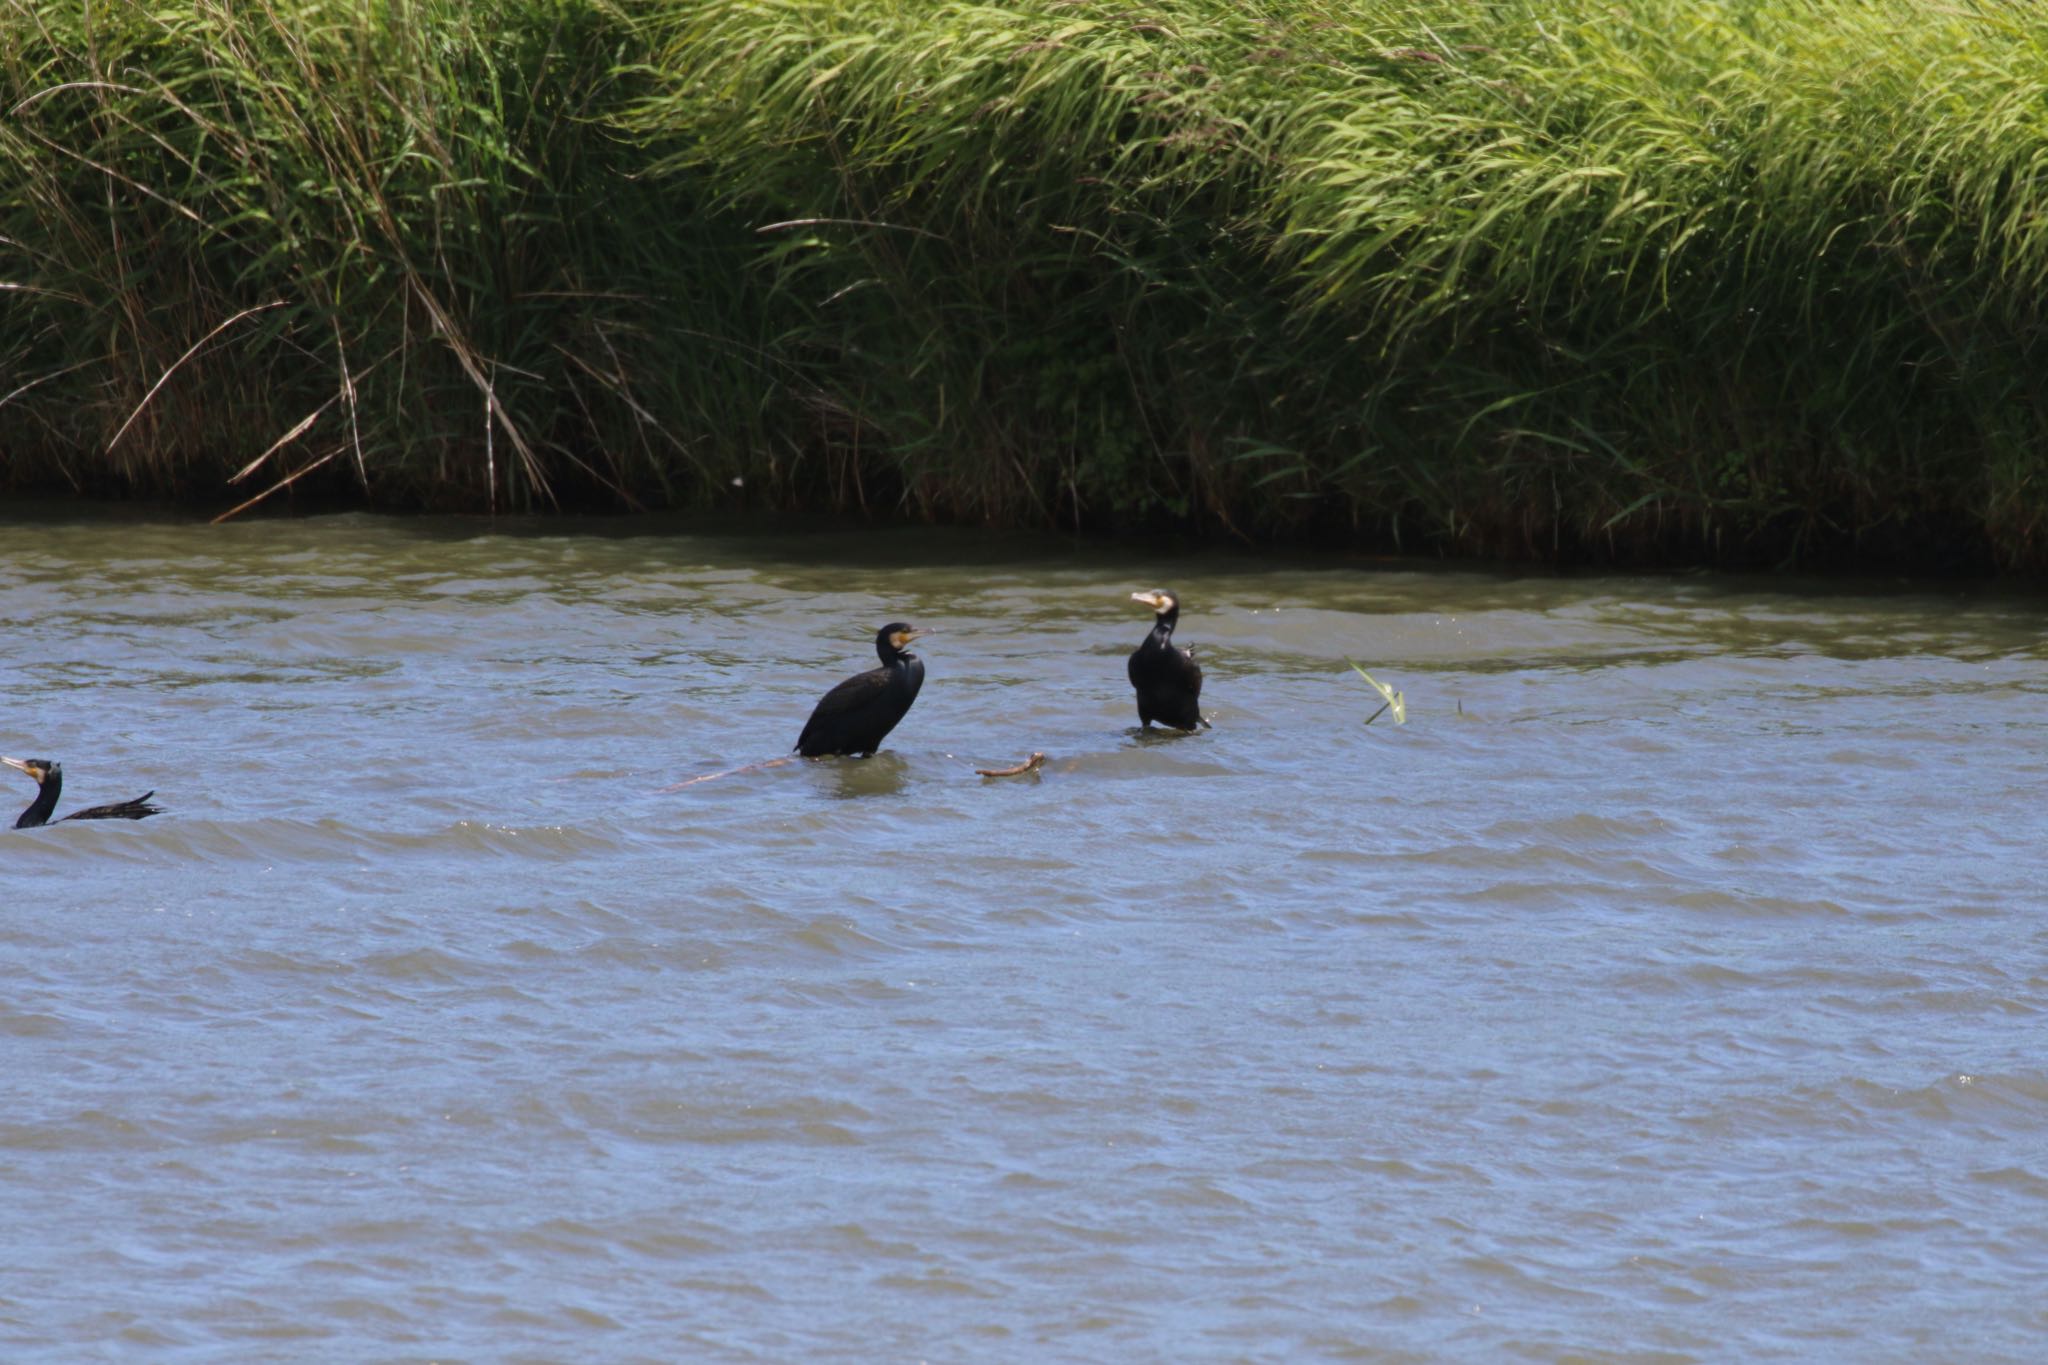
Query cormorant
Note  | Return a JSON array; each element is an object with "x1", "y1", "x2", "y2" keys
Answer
[
  {"x1": 795, "y1": 623, "x2": 929, "y2": 757},
  {"x1": 4, "y1": 757, "x2": 163, "y2": 830},
  {"x1": 1128, "y1": 590, "x2": 1207, "y2": 731}
]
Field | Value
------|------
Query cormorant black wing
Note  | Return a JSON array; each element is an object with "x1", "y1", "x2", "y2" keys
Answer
[
  {"x1": 58, "y1": 791, "x2": 163, "y2": 823},
  {"x1": 795, "y1": 667, "x2": 891, "y2": 751}
]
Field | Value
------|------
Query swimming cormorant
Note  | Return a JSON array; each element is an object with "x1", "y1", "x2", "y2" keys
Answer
[
  {"x1": 1128, "y1": 590, "x2": 1207, "y2": 731},
  {"x1": 795, "y1": 623, "x2": 929, "y2": 757},
  {"x1": 5, "y1": 757, "x2": 163, "y2": 830}
]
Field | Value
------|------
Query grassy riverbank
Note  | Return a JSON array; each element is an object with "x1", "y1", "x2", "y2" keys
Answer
[{"x1": 5, "y1": 1, "x2": 2046, "y2": 569}]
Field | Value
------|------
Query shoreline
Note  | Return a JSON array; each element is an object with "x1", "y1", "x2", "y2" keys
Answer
[{"x1": 5, "y1": 1, "x2": 2044, "y2": 575}]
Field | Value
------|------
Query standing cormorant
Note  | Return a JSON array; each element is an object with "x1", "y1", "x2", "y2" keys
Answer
[
  {"x1": 795, "y1": 623, "x2": 929, "y2": 757},
  {"x1": 4, "y1": 757, "x2": 163, "y2": 829},
  {"x1": 1128, "y1": 590, "x2": 1207, "y2": 731}
]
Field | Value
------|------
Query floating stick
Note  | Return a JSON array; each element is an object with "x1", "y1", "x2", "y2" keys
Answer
[
  {"x1": 659, "y1": 756, "x2": 798, "y2": 790},
  {"x1": 975, "y1": 752, "x2": 1046, "y2": 778},
  {"x1": 666, "y1": 749, "x2": 1049, "y2": 789}
]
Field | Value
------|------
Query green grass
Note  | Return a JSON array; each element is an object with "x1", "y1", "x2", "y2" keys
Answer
[{"x1": 5, "y1": 0, "x2": 2047, "y2": 569}]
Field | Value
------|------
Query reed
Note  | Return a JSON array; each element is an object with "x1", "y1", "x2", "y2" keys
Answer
[
  {"x1": 1, "y1": 0, "x2": 784, "y2": 512},
  {"x1": 6, "y1": 0, "x2": 2046, "y2": 569}
]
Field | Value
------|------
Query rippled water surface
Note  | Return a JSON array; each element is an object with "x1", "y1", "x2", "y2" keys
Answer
[{"x1": 3, "y1": 507, "x2": 2046, "y2": 1361}]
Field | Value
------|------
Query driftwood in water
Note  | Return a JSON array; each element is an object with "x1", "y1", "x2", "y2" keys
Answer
[
  {"x1": 975, "y1": 752, "x2": 1045, "y2": 778},
  {"x1": 659, "y1": 755, "x2": 797, "y2": 790},
  {"x1": 664, "y1": 749, "x2": 1047, "y2": 788}
]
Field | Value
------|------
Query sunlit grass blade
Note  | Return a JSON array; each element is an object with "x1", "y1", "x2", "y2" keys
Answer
[{"x1": 1346, "y1": 658, "x2": 1407, "y2": 725}]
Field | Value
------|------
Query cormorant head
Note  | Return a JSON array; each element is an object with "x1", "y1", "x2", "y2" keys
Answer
[
  {"x1": 875, "y1": 622, "x2": 929, "y2": 659},
  {"x1": 1131, "y1": 590, "x2": 1181, "y2": 622},
  {"x1": 2, "y1": 757, "x2": 56, "y2": 786}
]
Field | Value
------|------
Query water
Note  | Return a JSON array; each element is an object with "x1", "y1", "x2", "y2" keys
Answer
[{"x1": 3, "y1": 508, "x2": 2045, "y2": 1361}]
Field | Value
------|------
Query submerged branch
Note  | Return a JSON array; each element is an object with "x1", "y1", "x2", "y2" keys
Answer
[
  {"x1": 975, "y1": 752, "x2": 1046, "y2": 778},
  {"x1": 660, "y1": 756, "x2": 798, "y2": 790}
]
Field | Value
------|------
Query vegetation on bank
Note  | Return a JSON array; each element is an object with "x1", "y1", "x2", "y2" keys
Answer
[{"x1": 3, "y1": 0, "x2": 2046, "y2": 569}]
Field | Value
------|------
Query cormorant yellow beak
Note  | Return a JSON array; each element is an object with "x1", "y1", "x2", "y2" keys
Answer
[
  {"x1": 1131, "y1": 591, "x2": 1170, "y2": 611},
  {"x1": 891, "y1": 628, "x2": 930, "y2": 648}
]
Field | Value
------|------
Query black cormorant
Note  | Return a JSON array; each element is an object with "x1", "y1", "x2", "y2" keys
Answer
[
  {"x1": 795, "y1": 623, "x2": 929, "y2": 757},
  {"x1": 1128, "y1": 590, "x2": 1207, "y2": 731},
  {"x1": 5, "y1": 757, "x2": 163, "y2": 830}
]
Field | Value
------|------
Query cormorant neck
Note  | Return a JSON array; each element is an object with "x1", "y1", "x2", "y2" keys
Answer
[
  {"x1": 1148, "y1": 613, "x2": 1178, "y2": 646},
  {"x1": 877, "y1": 644, "x2": 917, "y2": 667},
  {"x1": 16, "y1": 769, "x2": 58, "y2": 829}
]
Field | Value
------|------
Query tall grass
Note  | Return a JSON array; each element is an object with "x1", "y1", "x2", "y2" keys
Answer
[
  {"x1": 1, "y1": 0, "x2": 785, "y2": 511},
  {"x1": 5, "y1": 0, "x2": 2047, "y2": 568}
]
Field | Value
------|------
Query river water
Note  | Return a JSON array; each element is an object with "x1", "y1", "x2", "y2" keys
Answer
[{"x1": 2, "y1": 507, "x2": 2044, "y2": 1361}]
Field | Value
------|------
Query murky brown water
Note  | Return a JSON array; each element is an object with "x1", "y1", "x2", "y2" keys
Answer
[{"x1": 3, "y1": 506, "x2": 2045, "y2": 1360}]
